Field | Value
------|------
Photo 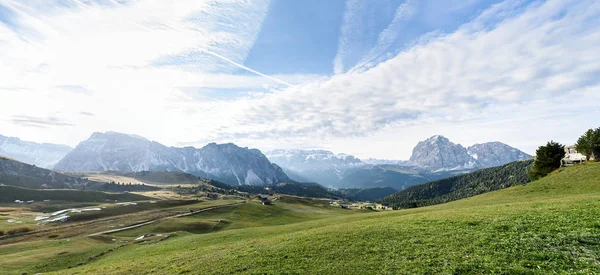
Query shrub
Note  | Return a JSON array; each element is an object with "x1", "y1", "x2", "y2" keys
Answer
[{"x1": 6, "y1": 227, "x2": 32, "y2": 235}]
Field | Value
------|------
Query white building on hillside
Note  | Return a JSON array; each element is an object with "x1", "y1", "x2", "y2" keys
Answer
[{"x1": 561, "y1": 145, "x2": 587, "y2": 166}]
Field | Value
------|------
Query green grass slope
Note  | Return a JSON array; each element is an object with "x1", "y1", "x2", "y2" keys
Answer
[
  {"x1": 381, "y1": 159, "x2": 533, "y2": 209},
  {"x1": 56, "y1": 162, "x2": 600, "y2": 274},
  {"x1": 0, "y1": 185, "x2": 151, "y2": 203}
]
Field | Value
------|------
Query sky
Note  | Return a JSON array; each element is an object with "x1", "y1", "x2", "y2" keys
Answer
[{"x1": 0, "y1": 0, "x2": 599, "y2": 160}]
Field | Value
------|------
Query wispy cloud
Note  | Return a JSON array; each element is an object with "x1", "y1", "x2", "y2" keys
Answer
[
  {"x1": 333, "y1": 0, "x2": 420, "y2": 74},
  {"x1": 11, "y1": 115, "x2": 74, "y2": 128},
  {"x1": 56, "y1": 85, "x2": 90, "y2": 94},
  {"x1": 211, "y1": 0, "x2": 600, "y2": 156},
  {"x1": 350, "y1": 0, "x2": 418, "y2": 72},
  {"x1": 79, "y1": 112, "x2": 95, "y2": 116}
]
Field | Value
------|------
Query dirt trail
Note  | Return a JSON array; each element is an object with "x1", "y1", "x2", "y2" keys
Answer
[{"x1": 87, "y1": 201, "x2": 245, "y2": 237}]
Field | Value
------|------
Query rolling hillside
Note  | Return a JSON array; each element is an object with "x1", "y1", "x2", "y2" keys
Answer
[
  {"x1": 0, "y1": 156, "x2": 103, "y2": 190},
  {"x1": 81, "y1": 171, "x2": 216, "y2": 186},
  {"x1": 0, "y1": 185, "x2": 150, "y2": 203},
  {"x1": 380, "y1": 159, "x2": 533, "y2": 209},
  {"x1": 51, "y1": 162, "x2": 600, "y2": 274}
]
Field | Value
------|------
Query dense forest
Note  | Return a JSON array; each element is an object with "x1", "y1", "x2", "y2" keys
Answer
[{"x1": 379, "y1": 159, "x2": 533, "y2": 209}]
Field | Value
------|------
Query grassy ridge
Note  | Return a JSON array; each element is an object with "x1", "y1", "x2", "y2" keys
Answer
[
  {"x1": 57, "y1": 162, "x2": 600, "y2": 274},
  {"x1": 0, "y1": 156, "x2": 104, "y2": 190},
  {"x1": 0, "y1": 185, "x2": 151, "y2": 203}
]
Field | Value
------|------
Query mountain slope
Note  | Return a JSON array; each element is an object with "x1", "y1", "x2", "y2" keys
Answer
[
  {"x1": 55, "y1": 132, "x2": 289, "y2": 186},
  {"x1": 380, "y1": 159, "x2": 534, "y2": 209},
  {"x1": 0, "y1": 155, "x2": 103, "y2": 190},
  {"x1": 467, "y1": 142, "x2": 532, "y2": 168},
  {"x1": 60, "y1": 162, "x2": 600, "y2": 274},
  {"x1": 0, "y1": 134, "x2": 72, "y2": 168}
]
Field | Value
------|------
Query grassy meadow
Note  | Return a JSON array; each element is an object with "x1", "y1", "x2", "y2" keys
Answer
[
  {"x1": 0, "y1": 162, "x2": 598, "y2": 274},
  {"x1": 54, "y1": 162, "x2": 600, "y2": 274}
]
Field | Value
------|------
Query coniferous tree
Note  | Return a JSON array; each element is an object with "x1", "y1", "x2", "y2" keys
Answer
[
  {"x1": 528, "y1": 141, "x2": 565, "y2": 180},
  {"x1": 575, "y1": 127, "x2": 600, "y2": 160}
]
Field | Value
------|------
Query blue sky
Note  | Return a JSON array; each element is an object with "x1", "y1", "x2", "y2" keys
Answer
[{"x1": 0, "y1": 0, "x2": 599, "y2": 159}]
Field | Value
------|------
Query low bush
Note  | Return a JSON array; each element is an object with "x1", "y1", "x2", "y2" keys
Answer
[{"x1": 6, "y1": 227, "x2": 32, "y2": 235}]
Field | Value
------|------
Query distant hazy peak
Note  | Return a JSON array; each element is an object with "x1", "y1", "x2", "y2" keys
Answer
[
  {"x1": 90, "y1": 131, "x2": 149, "y2": 141},
  {"x1": 0, "y1": 133, "x2": 72, "y2": 168}
]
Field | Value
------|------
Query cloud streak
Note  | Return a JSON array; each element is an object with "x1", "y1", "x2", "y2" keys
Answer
[
  {"x1": 11, "y1": 115, "x2": 74, "y2": 128},
  {"x1": 197, "y1": 48, "x2": 293, "y2": 87}
]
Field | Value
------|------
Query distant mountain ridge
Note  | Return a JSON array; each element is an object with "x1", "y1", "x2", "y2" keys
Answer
[
  {"x1": 266, "y1": 135, "x2": 531, "y2": 189},
  {"x1": 0, "y1": 134, "x2": 72, "y2": 168},
  {"x1": 265, "y1": 149, "x2": 363, "y2": 186},
  {"x1": 55, "y1": 132, "x2": 290, "y2": 186}
]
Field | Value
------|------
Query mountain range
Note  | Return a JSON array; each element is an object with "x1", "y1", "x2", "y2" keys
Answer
[
  {"x1": 265, "y1": 135, "x2": 532, "y2": 189},
  {"x1": 54, "y1": 132, "x2": 289, "y2": 186},
  {"x1": 0, "y1": 132, "x2": 531, "y2": 189}
]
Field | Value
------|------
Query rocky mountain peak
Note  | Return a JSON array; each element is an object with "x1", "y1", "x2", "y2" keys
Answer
[
  {"x1": 409, "y1": 136, "x2": 532, "y2": 171},
  {"x1": 55, "y1": 132, "x2": 289, "y2": 186},
  {"x1": 409, "y1": 135, "x2": 478, "y2": 171}
]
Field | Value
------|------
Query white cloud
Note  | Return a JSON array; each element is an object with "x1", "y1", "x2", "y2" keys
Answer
[
  {"x1": 209, "y1": 0, "x2": 600, "y2": 158},
  {"x1": 1, "y1": 0, "x2": 599, "y2": 161},
  {"x1": 0, "y1": 0, "x2": 279, "y2": 144}
]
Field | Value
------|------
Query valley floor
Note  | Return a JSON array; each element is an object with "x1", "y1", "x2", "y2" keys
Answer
[{"x1": 1, "y1": 162, "x2": 600, "y2": 274}]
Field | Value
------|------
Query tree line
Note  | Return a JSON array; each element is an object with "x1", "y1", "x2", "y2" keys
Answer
[
  {"x1": 528, "y1": 126, "x2": 599, "y2": 180},
  {"x1": 377, "y1": 160, "x2": 533, "y2": 210}
]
